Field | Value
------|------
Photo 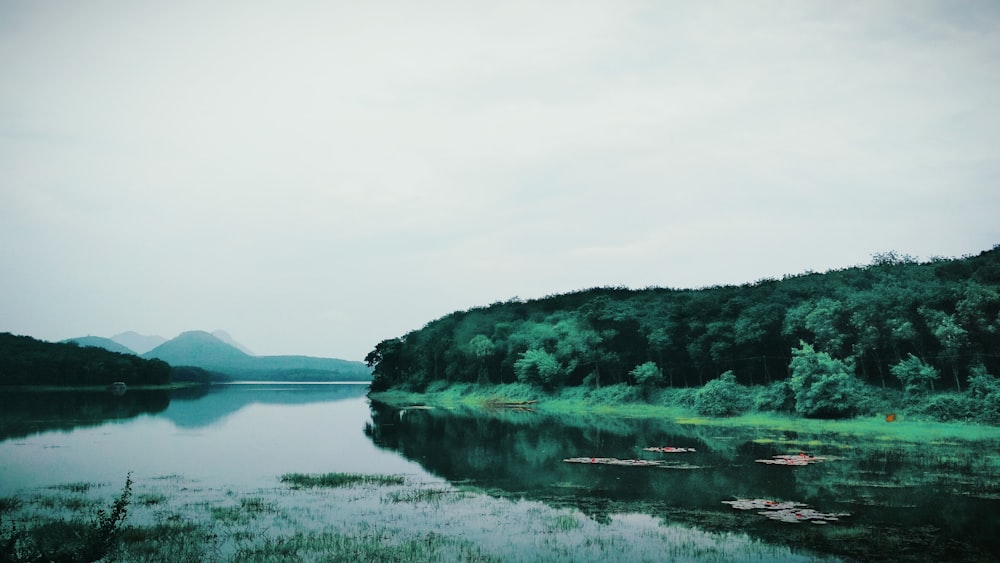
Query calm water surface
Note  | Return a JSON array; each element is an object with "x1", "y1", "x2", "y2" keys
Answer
[
  {"x1": 0, "y1": 383, "x2": 427, "y2": 493},
  {"x1": 2, "y1": 383, "x2": 999, "y2": 560}
]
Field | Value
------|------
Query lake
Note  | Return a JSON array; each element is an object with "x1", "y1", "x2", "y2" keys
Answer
[
  {"x1": 0, "y1": 383, "x2": 423, "y2": 492},
  {"x1": 2, "y1": 383, "x2": 999, "y2": 561}
]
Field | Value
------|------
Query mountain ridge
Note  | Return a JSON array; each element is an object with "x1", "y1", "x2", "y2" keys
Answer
[
  {"x1": 143, "y1": 331, "x2": 371, "y2": 382},
  {"x1": 110, "y1": 331, "x2": 167, "y2": 355},
  {"x1": 61, "y1": 336, "x2": 137, "y2": 355}
]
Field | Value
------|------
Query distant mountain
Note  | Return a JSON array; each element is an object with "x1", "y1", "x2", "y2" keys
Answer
[
  {"x1": 142, "y1": 331, "x2": 371, "y2": 382},
  {"x1": 62, "y1": 336, "x2": 137, "y2": 355},
  {"x1": 111, "y1": 331, "x2": 167, "y2": 355},
  {"x1": 211, "y1": 330, "x2": 254, "y2": 355}
]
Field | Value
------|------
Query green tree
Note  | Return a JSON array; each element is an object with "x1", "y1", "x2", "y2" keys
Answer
[
  {"x1": 366, "y1": 338, "x2": 405, "y2": 391},
  {"x1": 890, "y1": 354, "x2": 940, "y2": 399},
  {"x1": 920, "y1": 307, "x2": 969, "y2": 391},
  {"x1": 788, "y1": 341, "x2": 863, "y2": 418},
  {"x1": 513, "y1": 349, "x2": 563, "y2": 388},
  {"x1": 784, "y1": 298, "x2": 848, "y2": 356},
  {"x1": 629, "y1": 361, "x2": 662, "y2": 395},
  {"x1": 468, "y1": 334, "x2": 495, "y2": 383}
]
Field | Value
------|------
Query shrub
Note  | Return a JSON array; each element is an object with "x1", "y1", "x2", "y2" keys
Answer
[
  {"x1": 788, "y1": 342, "x2": 864, "y2": 418},
  {"x1": 423, "y1": 380, "x2": 451, "y2": 394},
  {"x1": 915, "y1": 393, "x2": 976, "y2": 422},
  {"x1": 966, "y1": 366, "x2": 1000, "y2": 424},
  {"x1": 693, "y1": 371, "x2": 749, "y2": 416},
  {"x1": 753, "y1": 381, "x2": 795, "y2": 413},
  {"x1": 585, "y1": 383, "x2": 644, "y2": 405}
]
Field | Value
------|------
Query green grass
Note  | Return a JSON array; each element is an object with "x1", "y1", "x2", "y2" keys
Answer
[{"x1": 279, "y1": 472, "x2": 406, "y2": 489}]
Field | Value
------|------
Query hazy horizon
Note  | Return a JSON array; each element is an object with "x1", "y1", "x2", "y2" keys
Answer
[{"x1": 2, "y1": 1, "x2": 998, "y2": 361}]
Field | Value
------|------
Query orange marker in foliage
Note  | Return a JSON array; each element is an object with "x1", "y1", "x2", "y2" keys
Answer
[{"x1": 885, "y1": 413, "x2": 896, "y2": 422}]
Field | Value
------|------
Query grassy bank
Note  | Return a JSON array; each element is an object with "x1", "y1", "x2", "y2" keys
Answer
[
  {"x1": 1, "y1": 473, "x2": 832, "y2": 562},
  {"x1": 369, "y1": 383, "x2": 1000, "y2": 444}
]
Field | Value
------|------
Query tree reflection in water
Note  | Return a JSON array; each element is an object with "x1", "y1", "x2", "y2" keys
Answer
[{"x1": 365, "y1": 400, "x2": 1000, "y2": 561}]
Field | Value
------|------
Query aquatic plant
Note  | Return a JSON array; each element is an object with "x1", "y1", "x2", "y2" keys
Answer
[
  {"x1": 280, "y1": 472, "x2": 406, "y2": 489},
  {"x1": 722, "y1": 498, "x2": 850, "y2": 524},
  {"x1": 755, "y1": 453, "x2": 842, "y2": 466}
]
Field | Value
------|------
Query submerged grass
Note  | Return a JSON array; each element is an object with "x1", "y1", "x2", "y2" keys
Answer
[
  {"x1": 280, "y1": 472, "x2": 405, "y2": 489},
  {"x1": 1, "y1": 474, "x2": 836, "y2": 562}
]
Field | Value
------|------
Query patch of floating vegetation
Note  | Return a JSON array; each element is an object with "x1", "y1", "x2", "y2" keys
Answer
[
  {"x1": 722, "y1": 498, "x2": 850, "y2": 525},
  {"x1": 279, "y1": 472, "x2": 406, "y2": 489},
  {"x1": 563, "y1": 457, "x2": 705, "y2": 470},
  {"x1": 754, "y1": 453, "x2": 845, "y2": 466},
  {"x1": 564, "y1": 457, "x2": 664, "y2": 467}
]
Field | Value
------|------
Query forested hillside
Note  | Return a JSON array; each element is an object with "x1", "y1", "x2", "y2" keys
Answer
[
  {"x1": 366, "y1": 247, "x2": 1000, "y2": 419},
  {"x1": 0, "y1": 333, "x2": 172, "y2": 386}
]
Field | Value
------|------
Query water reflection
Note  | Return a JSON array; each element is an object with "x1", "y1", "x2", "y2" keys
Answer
[
  {"x1": 366, "y1": 401, "x2": 1000, "y2": 559},
  {"x1": 0, "y1": 390, "x2": 170, "y2": 442},
  {"x1": 0, "y1": 383, "x2": 425, "y2": 493}
]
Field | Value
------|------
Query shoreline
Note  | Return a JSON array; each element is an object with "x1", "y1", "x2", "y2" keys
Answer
[
  {"x1": 0, "y1": 382, "x2": 209, "y2": 393},
  {"x1": 369, "y1": 383, "x2": 1000, "y2": 443}
]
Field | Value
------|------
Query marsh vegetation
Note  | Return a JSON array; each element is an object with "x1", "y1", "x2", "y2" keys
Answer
[{"x1": 1, "y1": 472, "x2": 833, "y2": 562}]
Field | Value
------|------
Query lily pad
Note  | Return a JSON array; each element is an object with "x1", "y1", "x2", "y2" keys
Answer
[
  {"x1": 722, "y1": 498, "x2": 850, "y2": 524},
  {"x1": 754, "y1": 453, "x2": 842, "y2": 466},
  {"x1": 564, "y1": 457, "x2": 664, "y2": 467}
]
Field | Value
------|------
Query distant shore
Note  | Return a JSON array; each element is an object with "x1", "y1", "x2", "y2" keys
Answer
[{"x1": 0, "y1": 382, "x2": 208, "y2": 392}]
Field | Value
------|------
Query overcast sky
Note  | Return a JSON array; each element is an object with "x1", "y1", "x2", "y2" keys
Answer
[{"x1": 2, "y1": 1, "x2": 998, "y2": 361}]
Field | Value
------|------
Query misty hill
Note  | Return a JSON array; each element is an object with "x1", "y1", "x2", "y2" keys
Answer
[
  {"x1": 111, "y1": 331, "x2": 167, "y2": 355},
  {"x1": 62, "y1": 336, "x2": 136, "y2": 355},
  {"x1": 211, "y1": 330, "x2": 253, "y2": 355},
  {"x1": 143, "y1": 331, "x2": 371, "y2": 381}
]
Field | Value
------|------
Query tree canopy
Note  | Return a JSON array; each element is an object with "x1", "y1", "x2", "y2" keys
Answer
[
  {"x1": 367, "y1": 247, "x2": 1000, "y2": 409},
  {"x1": 0, "y1": 333, "x2": 172, "y2": 386}
]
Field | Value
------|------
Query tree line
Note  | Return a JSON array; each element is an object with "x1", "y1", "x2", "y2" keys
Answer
[
  {"x1": 366, "y1": 247, "x2": 1000, "y2": 417},
  {"x1": 0, "y1": 333, "x2": 173, "y2": 386}
]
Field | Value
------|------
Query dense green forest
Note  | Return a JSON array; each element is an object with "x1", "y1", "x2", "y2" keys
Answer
[
  {"x1": 0, "y1": 333, "x2": 185, "y2": 386},
  {"x1": 366, "y1": 247, "x2": 1000, "y2": 421}
]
